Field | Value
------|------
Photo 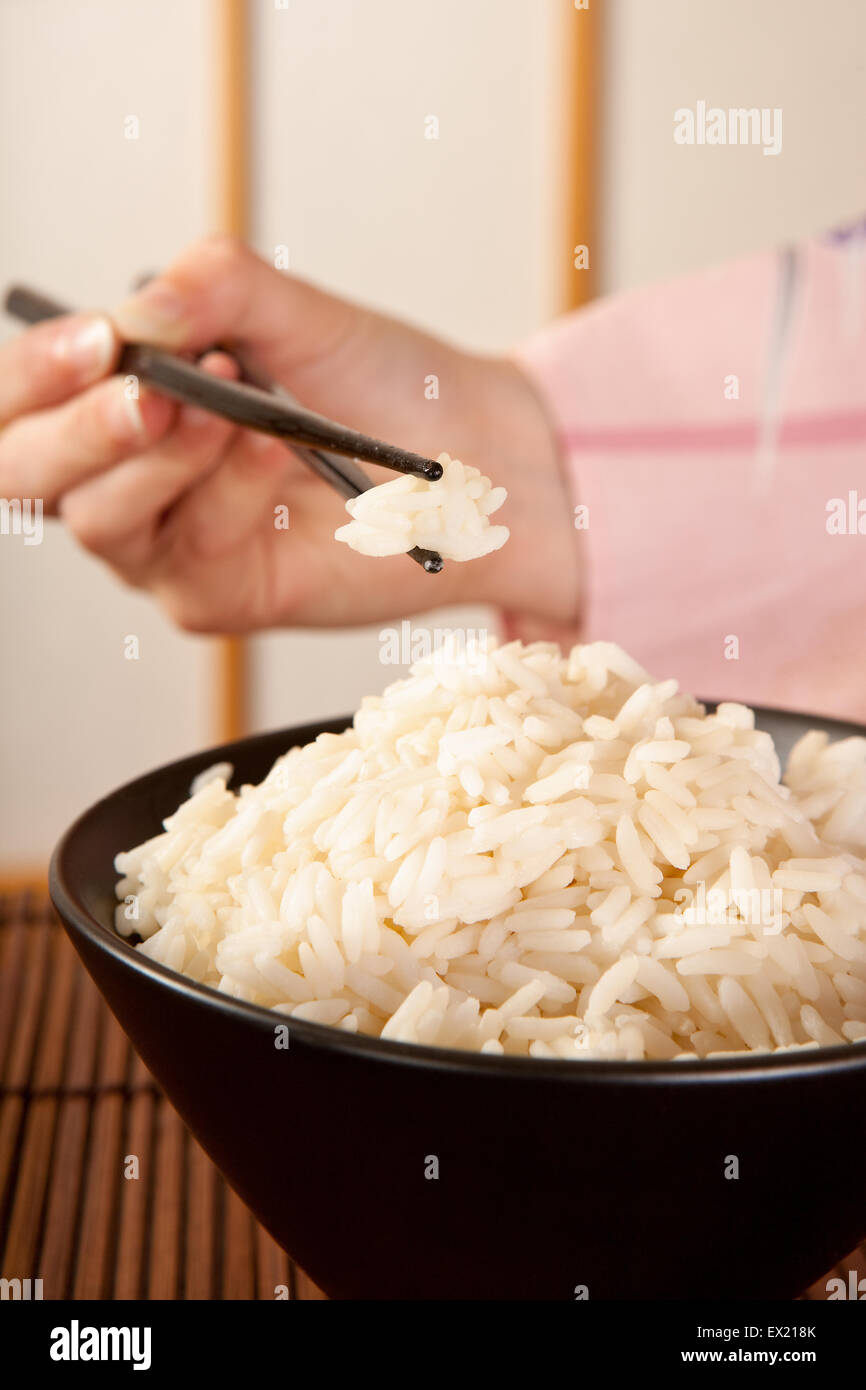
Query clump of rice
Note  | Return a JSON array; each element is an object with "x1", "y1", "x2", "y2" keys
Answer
[
  {"x1": 334, "y1": 453, "x2": 509, "y2": 561},
  {"x1": 115, "y1": 639, "x2": 866, "y2": 1060}
]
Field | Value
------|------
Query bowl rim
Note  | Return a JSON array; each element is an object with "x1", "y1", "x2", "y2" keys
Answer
[{"x1": 49, "y1": 708, "x2": 866, "y2": 1087}]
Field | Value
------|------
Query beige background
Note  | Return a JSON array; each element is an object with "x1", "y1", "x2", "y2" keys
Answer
[
  {"x1": 1, "y1": 0, "x2": 864, "y2": 865},
  {"x1": 600, "y1": 0, "x2": 866, "y2": 292},
  {"x1": 0, "y1": 0, "x2": 213, "y2": 868}
]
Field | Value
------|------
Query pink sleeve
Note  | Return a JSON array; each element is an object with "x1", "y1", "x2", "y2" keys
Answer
[{"x1": 512, "y1": 230, "x2": 866, "y2": 722}]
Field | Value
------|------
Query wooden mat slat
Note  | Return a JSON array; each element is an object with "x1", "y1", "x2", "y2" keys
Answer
[
  {"x1": 223, "y1": 1184, "x2": 256, "y2": 1299},
  {"x1": 295, "y1": 1268, "x2": 329, "y2": 1300},
  {"x1": 185, "y1": 1134, "x2": 218, "y2": 1299},
  {"x1": 72, "y1": 1090, "x2": 127, "y2": 1298},
  {"x1": 38, "y1": 958, "x2": 108, "y2": 1300},
  {"x1": 68, "y1": 984, "x2": 135, "y2": 1299},
  {"x1": 256, "y1": 1222, "x2": 291, "y2": 1300},
  {"x1": 0, "y1": 893, "x2": 326, "y2": 1300},
  {"x1": 2, "y1": 915, "x2": 82, "y2": 1283},
  {"x1": 0, "y1": 914, "x2": 29, "y2": 1077},
  {"x1": 0, "y1": 908, "x2": 54, "y2": 1247},
  {"x1": 39, "y1": 1096, "x2": 94, "y2": 1300},
  {"x1": 96, "y1": 988, "x2": 135, "y2": 1090},
  {"x1": 113, "y1": 1088, "x2": 156, "y2": 1299},
  {"x1": 148, "y1": 1099, "x2": 186, "y2": 1299},
  {"x1": 1, "y1": 909, "x2": 54, "y2": 1088},
  {"x1": 130, "y1": 1048, "x2": 153, "y2": 1090}
]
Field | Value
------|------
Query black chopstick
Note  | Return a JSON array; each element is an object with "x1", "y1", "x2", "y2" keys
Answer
[
  {"x1": 4, "y1": 286, "x2": 442, "y2": 481},
  {"x1": 3, "y1": 284, "x2": 444, "y2": 573}
]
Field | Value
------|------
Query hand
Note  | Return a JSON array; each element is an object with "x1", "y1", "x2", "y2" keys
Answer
[{"x1": 0, "y1": 236, "x2": 580, "y2": 633}]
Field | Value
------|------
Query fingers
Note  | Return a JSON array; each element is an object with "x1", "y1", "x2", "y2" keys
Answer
[
  {"x1": 56, "y1": 352, "x2": 240, "y2": 568},
  {"x1": 0, "y1": 313, "x2": 119, "y2": 427},
  {"x1": 111, "y1": 234, "x2": 363, "y2": 378},
  {"x1": 0, "y1": 376, "x2": 176, "y2": 513},
  {"x1": 164, "y1": 425, "x2": 287, "y2": 563}
]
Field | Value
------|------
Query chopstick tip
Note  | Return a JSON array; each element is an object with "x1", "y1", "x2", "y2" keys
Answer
[{"x1": 408, "y1": 546, "x2": 443, "y2": 573}]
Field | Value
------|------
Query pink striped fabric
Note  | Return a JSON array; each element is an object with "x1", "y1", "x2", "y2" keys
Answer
[{"x1": 512, "y1": 231, "x2": 866, "y2": 721}]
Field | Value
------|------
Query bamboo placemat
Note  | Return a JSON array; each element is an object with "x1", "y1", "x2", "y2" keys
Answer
[
  {"x1": 0, "y1": 889, "x2": 325, "y2": 1301},
  {"x1": 0, "y1": 888, "x2": 862, "y2": 1302}
]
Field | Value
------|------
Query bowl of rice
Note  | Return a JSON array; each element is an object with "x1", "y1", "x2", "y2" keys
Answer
[{"x1": 50, "y1": 639, "x2": 866, "y2": 1299}]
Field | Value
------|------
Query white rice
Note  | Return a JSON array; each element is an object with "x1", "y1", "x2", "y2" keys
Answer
[
  {"x1": 334, "y1": 453, "x2": 509, "y2": 561},
  {"x1": 114, "y1": 639, "x2": 866, "y2": 1060}
]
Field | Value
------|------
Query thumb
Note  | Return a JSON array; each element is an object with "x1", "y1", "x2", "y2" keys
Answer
[{"x1": 111, "y1": 235, "x2": 361, "y2": 379}]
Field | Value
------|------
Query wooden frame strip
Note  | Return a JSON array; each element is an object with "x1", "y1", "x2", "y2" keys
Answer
[
  {"x1": 560, "y1": 0, "x2": 602, "y2": 312},
  {"x1": 213, "y1": 0, "x2": 250, "y2": 742}
]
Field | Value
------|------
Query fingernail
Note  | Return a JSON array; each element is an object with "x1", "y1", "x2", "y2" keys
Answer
[
  {"x1": 113, "y1": 281, "x2": 187, "y2": 344},
  {"x1": 52, "y1": 315, "x2": 116, "y2": 376},
  {"x1": 108, "y1": 378, "x2": 146, "y2": 440}
]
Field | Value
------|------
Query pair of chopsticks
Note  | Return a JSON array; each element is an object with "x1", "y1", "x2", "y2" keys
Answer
[{"x1": 3, "y1": 285, "x2": 444, "y2": 573}]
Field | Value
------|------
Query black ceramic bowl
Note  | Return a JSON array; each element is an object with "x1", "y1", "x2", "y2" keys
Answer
[{"x1": 50, "y1": 708, "x2": 866, "y2": 1300}]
